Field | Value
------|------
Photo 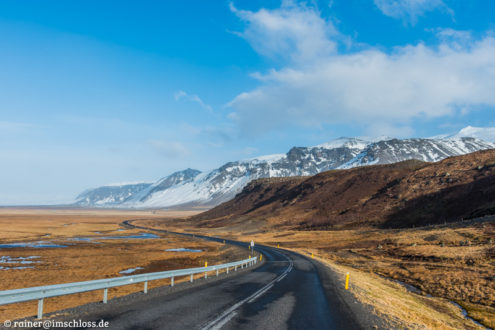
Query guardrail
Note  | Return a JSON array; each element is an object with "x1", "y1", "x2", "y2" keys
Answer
[{"x1": 0, "y1": 256, "x2": 258, "y2": 319}]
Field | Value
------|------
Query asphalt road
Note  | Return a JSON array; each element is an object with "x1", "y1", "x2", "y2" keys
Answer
[{"x1": 50, "y1": 222, "x2": 383, "y2": 330}]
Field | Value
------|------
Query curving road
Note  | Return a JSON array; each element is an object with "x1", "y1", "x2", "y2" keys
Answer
[{"x1": 51, "y1": 221, "x2": 382, "y2": 329}]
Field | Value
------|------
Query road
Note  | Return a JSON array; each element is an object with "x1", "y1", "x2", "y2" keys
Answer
[{"x1": 52, "y1": 222, "x2": 382, "y2": 329}]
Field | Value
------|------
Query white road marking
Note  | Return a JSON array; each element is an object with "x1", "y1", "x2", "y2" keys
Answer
[
  {"x1": 209, "y1": 311, "x2": 238, "y2": 330},
  {"x1": 247, "y1": 284, "x2": 274, "y2": 303},
  {"x1": 200, "y1": 250, "x2": 293, "y2": 330}
]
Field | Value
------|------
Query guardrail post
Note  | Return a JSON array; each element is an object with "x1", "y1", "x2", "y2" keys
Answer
[
  {"x1": 227, "y1": 267, "x2": 229, "y2": 274},
  {"x1": 37, "y1": 298, "x2": 43, "y2": 319},
  {"x1": 103, "y1": 288, "x2": 108, "y2": 303},
  {"x1": 144, "y1": 281, "x2": 148, "y2": 294},
  {"x1": 235, "y1": 265, "x2": 237, "y2": 271},
  {"x1": 216, "y1": 269, "x2": 219, "y2": 276},
  {"x1": 190, "y1": 274, "x2": 193, "y2": 283},
  {"x1": 171, "y1": 276, "x2": 174, "y2": 287},
  {"x1": 205, "y1": 271, "x2": 207, "y2": 279}
]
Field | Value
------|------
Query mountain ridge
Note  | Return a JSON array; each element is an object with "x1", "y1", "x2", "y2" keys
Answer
[
  {"x1": 74, "y1": 127, "x2": 495, "y2": 209},
  {"x1": 192, "y1": 149, "x2": 495, "y2": 229}
]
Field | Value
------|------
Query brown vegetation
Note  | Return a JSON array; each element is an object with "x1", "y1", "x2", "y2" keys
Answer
[
  {"x1": 193, "y1": 149, "x2": 495, "y2": 230},
  {"x1": 0, "y1": 209, "x2": 244, "y2": 321}
]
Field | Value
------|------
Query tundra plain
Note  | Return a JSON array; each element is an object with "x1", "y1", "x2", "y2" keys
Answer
[{"x1": 0, "y1": 208, "x2": 245, "y2": 321}]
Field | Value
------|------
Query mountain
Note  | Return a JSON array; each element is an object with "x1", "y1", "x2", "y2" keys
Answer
[
  {"x1": 74, "y1": 132, "x2": 495, "y2": 209},
  {"x1": 192, "y1": 149, "x2": 495, "y2": 229},
  {"x1": 75, "y1": 169, "x2": 201, "y2": 207},
  {"x1": 75, "y1": 182, "x2": 152, "y2": 207}
]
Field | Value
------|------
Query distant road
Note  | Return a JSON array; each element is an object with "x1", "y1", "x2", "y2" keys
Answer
[{"x1": 52, "y1": 221, "x2": 382, "y2": 329}]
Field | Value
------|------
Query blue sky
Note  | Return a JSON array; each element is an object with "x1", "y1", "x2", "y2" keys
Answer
[{"x1": 1, "y1": 0, "x2": 495, "y2": 204}]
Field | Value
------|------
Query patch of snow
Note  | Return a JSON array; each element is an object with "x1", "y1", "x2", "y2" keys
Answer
[
  {"x1": 119, "y1": 267, "x2": 144, "y2": 274},
  {"x1": 315, "y1": 137, "x2": 370, "y2": 150}
]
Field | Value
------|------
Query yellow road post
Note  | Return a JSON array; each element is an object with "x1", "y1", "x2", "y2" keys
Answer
[{"x1": 345, "y1": 272, "x2": 350, "y2": 290}]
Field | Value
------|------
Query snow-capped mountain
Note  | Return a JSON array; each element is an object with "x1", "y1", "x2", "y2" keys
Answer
[
  {"x1": 76, "y1": 182, "x2": 152, "y2": 206},
  {"x1": 74, "y1": 130, "x2": 495, "y2": 209}
]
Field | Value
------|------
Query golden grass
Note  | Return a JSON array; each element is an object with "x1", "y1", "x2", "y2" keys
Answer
[
  {"x1": 0, "y1": 209, "x2": 244, "y2": 321},
  {"x1": 310, "y1": 255, "x2": 483, "y2": 329}
]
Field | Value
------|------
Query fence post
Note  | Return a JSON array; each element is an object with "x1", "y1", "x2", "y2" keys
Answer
[
  {"x1": 144, "y1": 281, "x2": 148, "y2": 293},
  {"x1": 103, "y1": 288, "x2": 108, "y2": 303},
  {"x1": 216, "y1": 269, "x2": 219, "y2": 277},
  {"x1": 190, "y1": 274, "x2": 193, "y2": 283},
  {"x1": 37, "y1": 298, "x2": 43, "y2": 319}
]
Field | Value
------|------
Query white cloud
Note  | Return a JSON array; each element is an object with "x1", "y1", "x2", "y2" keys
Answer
[
  {"x1": 373, "y1": 0, "x2": 452, "y2": 25},
  {"x1": 229, "y1": 1, "x2": 339, "y2": 63},
  {"x1": 433, "y1": 28, "x2": 473, "y2": 50},
  {"x1": 228, "y1": 3, "x2": 495, "y2": 137},
  {"x1": 174, "y1": 90, "x2": 213, "y2": 113}
]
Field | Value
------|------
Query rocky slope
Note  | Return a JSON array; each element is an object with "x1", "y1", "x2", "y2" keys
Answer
[
  {"x1": 193, "y1": 149, "x2": 495, "y2": 229},
  {"x1": 74, "y1": 128, "x2": 495, "y2": 209}
]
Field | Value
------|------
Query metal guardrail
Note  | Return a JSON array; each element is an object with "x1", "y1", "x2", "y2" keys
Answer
[{"x1": 0, "y1": 256, "x2": 258, "y2": 319}]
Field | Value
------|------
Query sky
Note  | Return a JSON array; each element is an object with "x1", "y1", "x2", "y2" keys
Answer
[{"x1": 1, "y1": 0, "x2": 495, "y2": 204}]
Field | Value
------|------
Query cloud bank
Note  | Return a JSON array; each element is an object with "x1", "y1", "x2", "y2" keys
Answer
[{"x1": 228, "y1": 2, "x2": 495, "y2": 137}]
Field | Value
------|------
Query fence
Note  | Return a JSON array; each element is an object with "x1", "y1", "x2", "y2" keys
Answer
[{"x1": 0, "y1": 256, "x2": 258, "y2": 319}]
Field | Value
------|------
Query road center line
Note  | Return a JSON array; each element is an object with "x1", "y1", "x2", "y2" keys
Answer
[
  {"x1": 200, "y1": 250, "x2": 293, "y2": 330},
  {"x1": 247, "y1": 283, "x2": 274, "y2": 304}
]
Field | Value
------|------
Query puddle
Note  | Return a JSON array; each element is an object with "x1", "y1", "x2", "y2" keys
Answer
[
  {"x1": 70, "y1": 238, "x2": 102, "y2": 244},
  {"x1": 393, "y1": 278, "x2": 489, "y2": 329},
  {"x1": 119, "y1": 267, "x2": 143, "y2": 274},
  {"x1": 0, "y1": 242, "x2": 67, "y2": 249},
  {"x1": 449, "y1": 301, "x2": 491, "y2": 329},
  {"x1": 0, "y1": 256, "x2": 40, "y2": 264},
  {"x1": 0, "y1": 266, "x2": 34, "y2": 270},
  {"x1": 165, "y1": 248, "x2": 202, "y2": 252},
  {"x1": 71, "y1": 233, "x2": 159, "y2": 242},
  {"x1": 394, "y1": 279, "x2": 423, "y2": 295}
]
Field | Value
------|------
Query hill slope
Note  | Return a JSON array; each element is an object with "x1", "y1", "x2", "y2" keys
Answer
[{"x1": 193, "y1": 149, "x2": 495, "y2": 229}]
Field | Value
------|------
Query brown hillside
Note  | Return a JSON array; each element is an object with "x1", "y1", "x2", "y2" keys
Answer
[{"x1": 193, "y1": 149, "x2": 495, "y2": 229}]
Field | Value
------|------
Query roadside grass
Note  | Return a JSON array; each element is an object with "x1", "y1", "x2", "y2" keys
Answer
[
  {"x1": 142, "y1": 217, "x2": 495, "y2": 328},
  {"x1": 310, "y1": 254, "x2": 483, "y2": 330}
]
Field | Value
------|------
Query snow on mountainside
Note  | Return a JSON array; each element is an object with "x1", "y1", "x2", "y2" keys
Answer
[
  {"x1": 74, "y1": 128, "x2": 495, "y2": 209},
  {"x1": 76, "y1": 182, "x2": 152, "y2": 206}
]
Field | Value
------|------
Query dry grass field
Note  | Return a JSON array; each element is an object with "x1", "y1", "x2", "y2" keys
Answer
[
  {"x1": 138, "y1": 217, "x2": 495, "y2": 329},
  {"x1": 0, "y1": 209, "x2": 246, "y2": 321}
]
